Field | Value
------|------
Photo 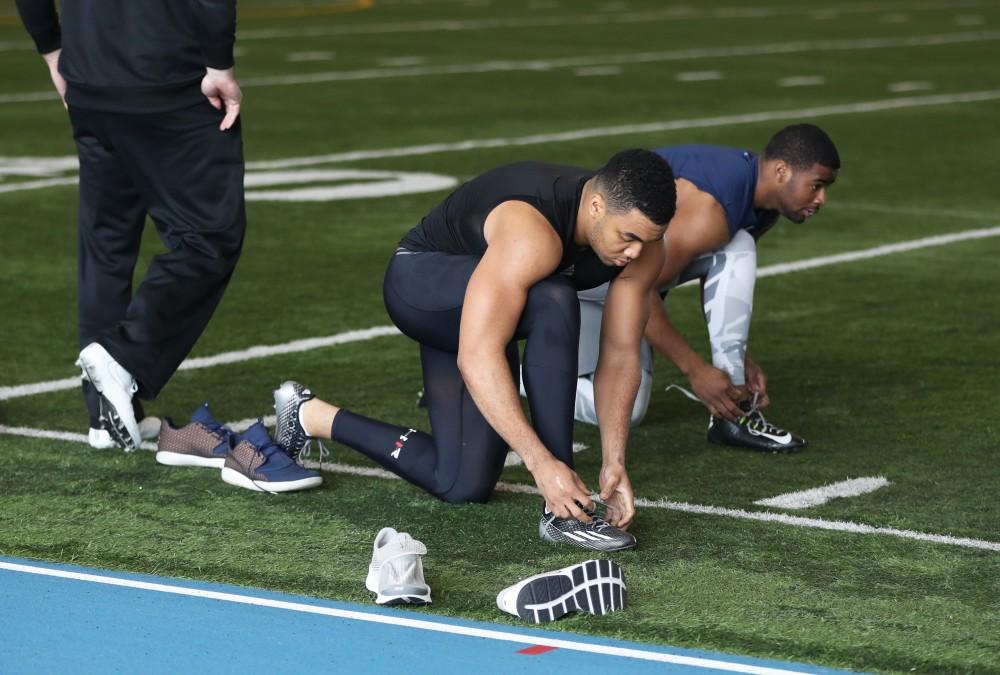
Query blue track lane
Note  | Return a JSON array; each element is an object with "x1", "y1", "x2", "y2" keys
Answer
[{"x1": 0, "y1": 556, "x2": 860, "y2": 674}]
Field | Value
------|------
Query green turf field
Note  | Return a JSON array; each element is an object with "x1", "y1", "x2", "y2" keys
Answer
[{"x1": 1, "y1": 1, "x2": 999, "y2": 673}]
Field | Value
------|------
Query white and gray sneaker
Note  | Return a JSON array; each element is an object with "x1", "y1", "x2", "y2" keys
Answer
[
  {"x1": 539, "y1": 505, "x2": 637, "y2": 552},
  {"x1": 496, "y1": 559, "x2": 627, "y2": 623},
  {"x1": 365, "y1": 527, "x2": 432, "y2": 606},
  {"x1": 76, "y1": 343, "x2": 141, "y2": 451}
]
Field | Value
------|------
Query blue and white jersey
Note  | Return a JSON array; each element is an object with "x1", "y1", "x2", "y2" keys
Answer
[{"x1": 655, "y1": 144, "x2": 778, "y2": 238}]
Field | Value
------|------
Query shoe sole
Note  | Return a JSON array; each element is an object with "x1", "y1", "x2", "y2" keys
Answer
[
  {"x1": 375, "y1": 590, "x2": 431, "y2": 606},
  {"x1": 220, "y1": 467, "x2": 323, "y2": 493},
  {"x1": 707, "y1": 432, "x2": 806, "y2": 453},
  {"x1": 97, "y1": 394, "x2": 138, "y2": 451},
  {"x1": 513, "y1": 559, "x2": 626, "y2": 624},
  {"x1": 156, "y1": 452, "x2": 226, "y2": 469}
]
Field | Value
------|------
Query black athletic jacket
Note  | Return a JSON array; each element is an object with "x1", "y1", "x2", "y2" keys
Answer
[{"x1": 15, "y1": 0, "x2": 236, "y2": 113}]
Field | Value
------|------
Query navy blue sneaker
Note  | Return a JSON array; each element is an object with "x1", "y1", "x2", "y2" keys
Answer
[
  {"x1": 156, "y1": 402, "x2": 233, "y2": 468},
  {"x1": 221, "y1": 421, "x2": 323, "y2": 493}
]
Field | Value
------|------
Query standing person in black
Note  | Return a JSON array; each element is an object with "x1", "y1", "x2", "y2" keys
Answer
[
  {"x1": 273, "y1": 150, "x2": 676, "y2": 551},
  {"x1": 15, "y1": 0, "x2": 246, "y2": 451}
]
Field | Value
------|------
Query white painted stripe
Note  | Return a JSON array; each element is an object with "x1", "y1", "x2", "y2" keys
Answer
[
  {"x1": 244, "y1": 89, "x2": 1000, "y2": 170},
  {"x1": 5, "y1": 31, "x2": 1000, "y2": 102},
  {"x1": 756, "y1": 226, "x2": 1000, "y2": 278},
  {"x1": 677, "y1": 70, "x2": 723, "y2": 82},
  {"x1": 3, "y1": 226, "x2": 998, "y2": 401},
  {"x1": 574, "y1": 66, "x2": 624, "y2": 77},
  {"x1": 2, "y1": 424, "x2": 997, "y2": 553},
  {"x1": 0, "y1": 561, "x2": 816, "y2": 674},
  {"x1": 0, "y1": 177, "x2": 77, "y2": 193},
  {"x1": 234, "y1": 31, "x2": 1000, "y2": 88},
  {"x1": 832, "y1": 201, "x2": 996, "y2": 221},
  {"x1": 634, "y1": 499, "x2": 1000, "y2": 553},
  {"x1": 505, "y1": 442, "x2": 587, "y2": 467},
  {"x1": 888, "y1": 81, "x2": 934, "y2": 93},
  {"x1": 778, "y1": 76, "x2": 826, "y2": 87},
  {"x1": 754, "y1": 477, "x2": 891, "y2": 509}
]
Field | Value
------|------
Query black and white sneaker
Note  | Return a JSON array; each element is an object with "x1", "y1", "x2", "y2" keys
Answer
[
  {"x1": 539, "y1": 504, "x2": 637, "y2": 552},
  {"x1": 273, "y1": 380, "x2": 327, "y2": 462},
  {"x1": 707, "y1": 393, "x2": 805, "y2": 453},
  {"x1": 76, "y1": 343, "x2": 141, "y2": 451},
  {"x1": 496, "y1": 559, "x2": 626, "y2": 623}
]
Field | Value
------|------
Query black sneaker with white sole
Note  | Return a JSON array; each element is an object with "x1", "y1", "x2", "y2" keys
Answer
[
  {"x1": 707, "y1": 393, "x2": 805, "y2": 453},
  {"x1": 496, "y1": 559, "x2": 626, "y2": 623},
  {"x1": 539, "y1": 504, "x2": 637, "y2": 552}
]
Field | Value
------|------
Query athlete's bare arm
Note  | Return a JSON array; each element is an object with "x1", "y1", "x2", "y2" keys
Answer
[
  {"x1": 458, "y1": 200, "x2": 594, "y2": 522},
  {"x1": 593, "y1": 238, "x2": 663, "y2": 529},
  {"x1": 644, "y1": 179, "x2": 745, "y2": 421}
]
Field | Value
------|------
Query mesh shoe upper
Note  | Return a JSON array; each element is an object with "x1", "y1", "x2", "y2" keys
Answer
[
  {"x1": 365, "y1": 527, "x2": 431, "y2": 605},
  {"x1": 225, "y1": 422, "x2": 322, "y2": 484},
  {"x1": 273, "y1": 381, "x2": 322, "y2": 461},
  {"x1": 539, "y1": 505, "x2": 637, "y2": 552},
  {"x1": 158, "y1": 402, "x2": 232, "y2": 460}
]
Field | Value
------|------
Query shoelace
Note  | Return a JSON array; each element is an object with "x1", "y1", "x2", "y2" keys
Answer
[
  {"x1": 297, "y1": 437, "x2": 330, "y2": 464},
  {"x1": 741, "y1": 392, "x2": 788, "y2": 436}
]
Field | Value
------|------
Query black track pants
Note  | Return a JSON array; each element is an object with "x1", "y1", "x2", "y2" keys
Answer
[
  {"x1": 70, "y1": 102, "x2": 245, "y2": 400},
  {"x1": 331, "y1": 250, "x2": 580, "y2": 503}
]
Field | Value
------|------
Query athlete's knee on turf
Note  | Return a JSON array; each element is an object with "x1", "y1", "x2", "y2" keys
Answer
[{"x1": 438, "y1": 482, "x2": 494, "y2": 505}]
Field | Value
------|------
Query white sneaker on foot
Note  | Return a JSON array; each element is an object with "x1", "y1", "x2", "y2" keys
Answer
[
  {"x1": 496, "y1": 559, "x2": 626, "y2": 623},
  {"x1": 365, "y1": 527, "x2": 431, "y2": 606},
  {"x1": 76, "y1": 343, "x2": 140, "y2": 451},
  {"x1": 89, "y1": 417, "x2": 160, "y2": 449}
]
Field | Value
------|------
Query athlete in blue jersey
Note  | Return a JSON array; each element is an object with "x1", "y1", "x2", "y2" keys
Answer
[{"x1": 573, "y1": 124, "x2": 840, "y2": 452}]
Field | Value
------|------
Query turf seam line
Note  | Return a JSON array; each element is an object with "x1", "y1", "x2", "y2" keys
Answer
[
  {"x1": 1, "y1": 424, "x2": 997, "y2": 553},
  {"x1": 0, "y1": 560, "x2": 843, "y2": 674},
  {"x1": 3, "y1": 225, "x2": 997, "y2": 402}
]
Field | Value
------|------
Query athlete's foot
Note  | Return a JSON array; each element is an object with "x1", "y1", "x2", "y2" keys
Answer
[{"x1": 707, "y1": 393, "x2": 805, "y2": 453}]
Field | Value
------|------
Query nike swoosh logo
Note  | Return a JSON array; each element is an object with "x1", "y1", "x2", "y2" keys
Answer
[{"x1": 749, "y1": 428, "x2": 792, "y2": 444}]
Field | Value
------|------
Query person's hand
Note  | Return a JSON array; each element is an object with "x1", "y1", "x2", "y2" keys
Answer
[
  {"x1": 41, "y1": 50, "x2": 66, "y2": 109},
  {"x1": 745, "y1": 355, "x2": 770, "y2": 408},
  {"x1": 599, "y1": 462, "x2": 635, "y2": 529},
  {"x1": 689, "y1": 362, "x2": 743, "y2": 421},
  {"x1": 201, "y1": 67, "x2": 243, "y2": 131},
  {"x1": 532, "y1": 456, "x2": 593, "y2": 522}
]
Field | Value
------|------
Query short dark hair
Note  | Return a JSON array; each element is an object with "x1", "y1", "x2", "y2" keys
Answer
[
  {"x1": 763, "y1": 124, "x2": 840, "y2": 170},
  {"x1": 594, "y1": 148, "x2": 676, "y2": 226}
]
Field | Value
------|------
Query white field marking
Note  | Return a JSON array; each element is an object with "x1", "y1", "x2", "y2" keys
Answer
[
  {"x1": 378, "y1": 56, "x2": 427, "y2": 67},
  {"x1": 0, "y1": 326, "x2": 401, "y2": 402},
  {"x1": 3, "y1": 89, "x2": 998, "y2": 185},
  {"x1": 755, "y1": 226, "x2": 1000, "y2": 278},
  {"x1": 0, "y1": 177, "x2": 77, "y2": 194},
  {"x1": 753, "y1": 477, "x2": 891, "y2": 509},
  {"x1": 244, "y1": 169, "x2": 458, "y2": 201},
  {"x1": 3, "y1": 225, "x2": 999, "y2": 401},
  {"x1": 0, "y1": 91, "x2": 60, "y2": 104},
  {"x1": 677, "y1": 70, "x2": 723, "y2": 82},
  {"x1": 1, "y1": 424, "x2": 997, "y2": 554},
  {"x1": 888, "y1": 80, "x2": 934, "y2": 92},
  {"x1": 832, "y1": 201, "x2": 996, "y2": 221},
  {"x1": 7, "y1": 29, "x2": 999, "y2": 100},
  {"x1": 234, "y1": 30, "x2": 1000, "y2": 88},
  {"x1": 779, "y1": 76, "x2": 826, "y2": 87},
  {"x1": 574, "y1": 65, "x2": 623, "y2": 77},
  {"x1": 504, "y1": 442, "x2": 588, "y2": 467},
  {"x1": 243, "y1": 89, "x2": 1000, "y2": 170},
  {"x1": 955, "y1": 14, "x2": 985, "y2": 26},
  {"x1": 287, "y1": 51, "x2": 335, "y2": 62},
  {"x1": 0, "y1": 562, "x2": 821, "y2": 675}
]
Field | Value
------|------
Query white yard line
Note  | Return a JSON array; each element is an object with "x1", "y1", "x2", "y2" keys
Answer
[
  {"x1": 244, "y1": 89, "x2": 1000, "y2": 170},
  {"x1": 0, "y1": 423, "x2": 996, "y2": 553},
  {"x1": 3, "y1": 30, "x2": 999, "y2": 101},
  {"x1": 3, "y1": 226, "x2": 997, "y2": 402},
  {"x1": 754, "y1": 477, "x2": 891, "y2": 509}
]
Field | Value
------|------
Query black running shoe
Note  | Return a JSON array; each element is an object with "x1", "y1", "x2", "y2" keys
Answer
[
  {"x1": 496, "y1": 559, "x2": 626, "y2": 623},
  {"x1": 707, "y1": 393, "x2": 805, "y2": 453},
  {"x1": 539, "y1": 503, "x2": 637, "y2": 552},
  {"x1": 273, "y1": 380, "x2": 328, "y2": 462}
]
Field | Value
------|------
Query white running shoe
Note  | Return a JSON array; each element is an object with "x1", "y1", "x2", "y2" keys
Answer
[
  {"x1": 365, "y1": 527, "x2": 431, "y2": 606},
  {"x1": 496, "y1": 559, "x2": 626, "y2": 624},
  {"x1": 89, "y1": 417, "x2": 161, "y2": 450},
  {"x1": 76, "y1": 343, "x2": 141, "y2": 451}
]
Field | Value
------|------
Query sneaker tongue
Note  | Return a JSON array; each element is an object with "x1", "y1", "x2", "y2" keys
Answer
[
  {"x1": 192, "y1": 402, "x2": 222, "y2": 430},
  {"x1": 242, "y1": 421, "x2": 276, "y2": 450}
]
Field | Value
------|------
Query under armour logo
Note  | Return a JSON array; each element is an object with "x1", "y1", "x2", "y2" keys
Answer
[{"x1": 391, "y1": 428, "x2": 417, "y2": 459}]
